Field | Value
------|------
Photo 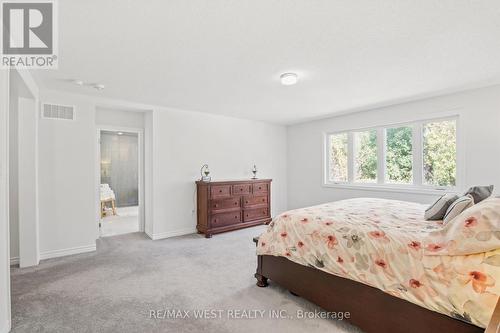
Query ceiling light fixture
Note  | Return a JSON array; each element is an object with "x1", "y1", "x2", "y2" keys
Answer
[
  {"x1": 94, "y1": 84, "x2": 105, "y2": 91},
  {"x1": 280, "y1": 73, "x2": 298, "y2": 86},
  {"x1": 72, "y1": 79, "x2": 84, "y2": 86},
  {"x1": 117, "y1": 132, "x2": 123, "y2": 136}
]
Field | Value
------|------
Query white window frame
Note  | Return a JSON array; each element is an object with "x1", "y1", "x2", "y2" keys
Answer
[{"x1": 323, "y1": 116, "x2": 462, "y2": 195}]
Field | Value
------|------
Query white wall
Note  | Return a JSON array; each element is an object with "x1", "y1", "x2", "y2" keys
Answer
[
  {"x1": 149, "y1": 108, "x2": 287, "y2": 238},
  {"x1": 287, "y1": 85, "x2": 500, "y2": 209},
  {"x1": 9, "y1": 70, "x2": 40, "y2": 267},
  {"x1": 95, "y1": 107, "x2": 145, "y2": 128},
  {"x1": 8, "y1": 77, "x2": 19, "y2": 264},
  {"x1": 17, "y1": 97, "x2": 39, "y2": 267},
  {"x1": 38, "y1": 90, "x2": 288, "y2": 250},
  {"x1": 0, "y1": 69, "x2": 11, "y2": 333},
  {"x1": 144, "y1": 112, "x2": 154, "y2": 236},
  {"x1": 38, "y1": 92, "x2": 97, "y2": 257}
]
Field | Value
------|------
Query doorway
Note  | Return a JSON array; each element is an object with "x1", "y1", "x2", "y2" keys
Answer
[{"x1": 98, "y1": 128, "x2": 143, "y2": 237}]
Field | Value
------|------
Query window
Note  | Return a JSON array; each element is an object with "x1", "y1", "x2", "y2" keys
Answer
[
  {"x1": 325, "y1": 117, "x2": 458, "y2": 190},
  {"x1": 385, "y1": 126, "x2": 412, "y2": 184},
  {"x1": 328, "y1": 133, "x2": 348, "y2": 182},
  {"x1": 353, "y1": 130, "x2": 377, "y2": 183},
  {"x1": 423, "y1": 119, "x2": 457, "y2": 187}
]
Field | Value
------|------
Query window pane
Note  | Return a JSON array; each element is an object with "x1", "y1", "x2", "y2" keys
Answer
[
  {"x1": 385, "y1": 126, "x2": 413, "y2": 184},
  {"x1": 353, "y1": 130, "x2": 377, "y2": 183},
  {"x1": 423, "y1": 120, "x2": 457, "y2": 187},
  {"x1": 329, "y1": 133, "x2": 348, "y2": 182}
]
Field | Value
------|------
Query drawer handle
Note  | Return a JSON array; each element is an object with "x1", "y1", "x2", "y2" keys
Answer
[
  {"x1": 234, "y1": 215, "x2": 238, "y2": 219},
  {"x1": 214, "y1": 204, "x2": 218, "y2": 208},
  {"x1": 240, "y1": 188, "x2": 243, "y2": 191},
  {"x1": 262, "y1": 199, "x2": 265, "y2": 202},
  {"x1": 245, "y1": 201, "x2": 249, "y2": 204},
  {"x1": 234, "y1": 202, "x2": 238, "y2": 205},
  {"x1": 246, "y1": 214, "x2": 249, "y2": 217},
  {"x1": 258, "y1": 187, "x2": 262, "y2": 190},
  {"x1": 219, "y1": 190, "x2": 223, "y2": 193},
  {"x1": 214, "y1": 219, "x2": 218, "y2": 223}
]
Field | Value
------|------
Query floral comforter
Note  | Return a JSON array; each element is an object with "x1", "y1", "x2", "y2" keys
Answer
[{"x1": 257, "y1": 198, "x2": 500, "y2": 328}]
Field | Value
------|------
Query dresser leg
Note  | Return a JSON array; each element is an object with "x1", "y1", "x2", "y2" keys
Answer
[
  {"x1": 255, "y1": 273, "x2": 268, "y2": 287},
  {"x1": 205, "y1": 233, "x2": 213, "y2": 238}
]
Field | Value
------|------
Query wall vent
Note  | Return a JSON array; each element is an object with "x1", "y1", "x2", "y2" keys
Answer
[{"x1": 42, "y1": 103, "x2": 75, "y2": 120}]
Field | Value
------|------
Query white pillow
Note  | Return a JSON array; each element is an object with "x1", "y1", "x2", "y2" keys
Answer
[
  {"x1": 424, "y1": 193, "x2": 459, "y2": 221},
  {"x1": 443, "y1": 194, "x2": 474, "y2": 224}
]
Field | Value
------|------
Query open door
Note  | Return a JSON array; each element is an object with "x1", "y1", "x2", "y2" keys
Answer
[{"x1": 98, "y1": 129, "x2": 142, "y2": 237}]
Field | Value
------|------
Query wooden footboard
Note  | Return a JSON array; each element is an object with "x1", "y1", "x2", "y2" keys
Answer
[
  {"x1": 253, "y1": 237, "x2": 486, "y2": 333},
  {"x1": 486, "y1": 300, "x2": 500, "y2": 333}
]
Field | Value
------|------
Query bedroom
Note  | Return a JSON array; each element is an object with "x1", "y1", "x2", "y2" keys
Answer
[{"x1": 0, "y1": 1, "x2": 500, "y2": 333}]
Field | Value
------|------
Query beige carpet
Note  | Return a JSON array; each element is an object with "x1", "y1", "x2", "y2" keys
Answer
[{"x1": 10, "y1": 226, "x2": 363, "y2": 333}]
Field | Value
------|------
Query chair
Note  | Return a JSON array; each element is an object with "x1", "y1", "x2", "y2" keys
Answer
[{"x1": 100, "y1": 184, "x2": 117, "y2": 218}]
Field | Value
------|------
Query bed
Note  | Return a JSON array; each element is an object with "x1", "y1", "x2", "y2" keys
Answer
[{"x1": 254, "y1": 197, "x2": 500, "y2": 333}]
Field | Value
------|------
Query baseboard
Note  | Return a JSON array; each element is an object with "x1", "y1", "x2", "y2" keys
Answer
[
  {"x1": 150, "y1": 228, "x2": 196, "y2": 240},
  {"x1": 144, "y1": 230, "x2": 154, "y2": 240},
  {"x1": 10, "y1": 245, "x2": 96, "y2": 266},
  {"x1": 0, "y1": 319, "x2": 10, "y2": 333},
  {"x1": 40, "y1": 244, "x2": 96, "y2": 260}
]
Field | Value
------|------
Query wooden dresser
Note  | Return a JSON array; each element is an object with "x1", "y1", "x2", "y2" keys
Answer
[{"x1": 196, "y1": 179, "x2": 272, "y2": 238}]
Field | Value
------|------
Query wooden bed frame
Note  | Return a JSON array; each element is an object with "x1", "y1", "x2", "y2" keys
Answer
[{"x1": 253, "y1": 237, "x2": 498, "y2": 333}]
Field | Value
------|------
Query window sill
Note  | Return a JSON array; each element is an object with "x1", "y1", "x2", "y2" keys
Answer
[{"x1": 322, "y1": 182, "x2": 458, "y2": 196}]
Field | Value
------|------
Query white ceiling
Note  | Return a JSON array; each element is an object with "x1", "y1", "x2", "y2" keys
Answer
[{"x1": 34, "y1": 0, "x2": 500, "y2": 124}]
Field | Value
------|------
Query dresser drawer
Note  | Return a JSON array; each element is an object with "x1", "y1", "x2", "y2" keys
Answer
[
  {"x1": 210, "y1": 185, "x2": 231, "y2": 198},
  {"x1": 210, "y1": 212, "x2": 241, "y2": 227},
  {"x1": 243, "y1": 195, "x2": 268, "y2": 208},
  {"x1": 232, "y1": 184, "x2": 251, "y2": 195},
  {"x1": 252, "y1": 182, "x2": 269, "y2": 193},
  {"x1": 210, "y1": 198, "x2": 240, "y2": 212},
  {"x1": 243, "y1": 208, "x2": 269, "y2": 222},
  {"x1": 197, "y1": 179, "x2": 272, "y2": 238}
]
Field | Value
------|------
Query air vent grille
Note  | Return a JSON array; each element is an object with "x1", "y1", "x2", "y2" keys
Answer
[{"x1": 42, "y1": 103, "x2": 75, "y2": 120}]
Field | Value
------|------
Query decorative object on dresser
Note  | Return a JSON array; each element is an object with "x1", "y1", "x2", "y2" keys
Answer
[
  {"x1": 251, "y1": 165, "x2": 258, "y2": 179},
  {"x1": 196, "y1": 179, "x2": 271, "y2": 238},
  {"x1": 199, "y1": 164, "x2": 211, "y2": 182}
]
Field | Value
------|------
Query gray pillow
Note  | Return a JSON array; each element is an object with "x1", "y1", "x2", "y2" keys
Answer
[
  {"x1": 443, "y1": 194, "x2": 474, "y2": 224},
  {"x1": 424, "y1": 194, "x2": 459, "y2": 221},
  {"x1": 464, "y1": 185, "x2": 494, "y2": 204}
]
